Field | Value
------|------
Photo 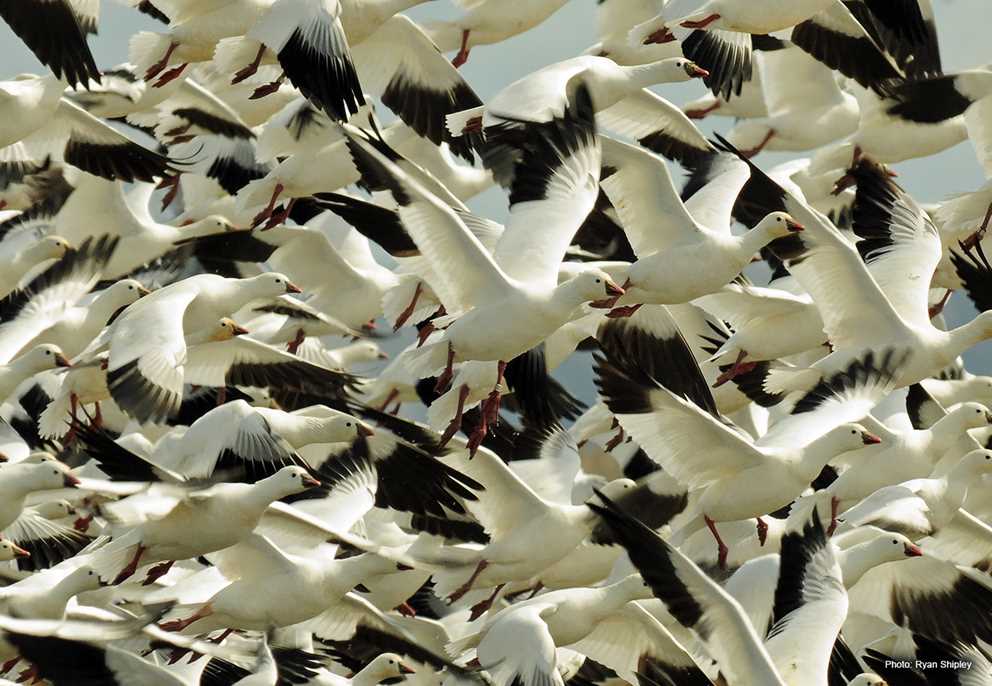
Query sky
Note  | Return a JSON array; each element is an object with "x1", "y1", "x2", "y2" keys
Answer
[{"x1": 1, "y1": 0, "x2": 990, "y2": 386}]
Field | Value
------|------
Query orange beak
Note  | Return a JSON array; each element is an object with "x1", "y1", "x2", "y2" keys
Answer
[
  {"x1": 787, "y1": 219, "x2": 805, "y2": 232},
  {"x1": 285, "y1": 281, "x2": 303, "y2": 294},
  {"x1": 862, "y1": 432, "x2": 882, "y2": 445}
]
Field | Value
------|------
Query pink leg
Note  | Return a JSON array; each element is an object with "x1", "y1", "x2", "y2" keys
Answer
[
  {"x1": 681, "y1": 13, "x2": 721, "y2": 29},
  {"x1": 742, "y1": 129, "x2": 775, "y2": 158},
  {"x1": 434, "y1": 342, "x2": 456, "y2": 394},
  {"x1": 827, "y1": 496, "x2": 840, "y2": 537},
  {"x1": 159, "y1": 604, "x2": 213, "y2": 633},
  {"x1": 452, "y1": 30, "x2": 471, "y2": 68},
  {"x1": 113, "y1": 544, "x2": 147, "y2": 585},
  {"x1": 468, "y1": 583, "x2": 505, "y2": 621},
  {"x1": 262, "y1": 197, "x2": 296, "y2": 230},
  {"x1": 250, "y1": 73, "x2": 285, "y2": 99},
  {"x1": 142, "y1": 560, "x2": 175, "y2": 586},
  {"x1": 145, "y1": 42, "x2": 178, "y2": 80},
  {"x1": 232, "y1": 44, "x2": 266, "y2": 84},
  {"x1": 377, "y1": 388, "x2": 400, "y2": 412},
  {"x1": 705, "y1": 515, "x2": 729, "y2": 569},
  {"x1": 439, "y1": 385, "x2": 471, "y2": 447},
  {"x1": 252, "y1": 183, "x2": 284, "y2": 228},
  {"x1": 286, "y1": 329, "x2": 305, "y2": 355},
  {"x1": 480, "y1": 360, "x2": 506, "y2": 428},
  {"x1": 685, "y1": 101, "x2": 721, "y2": 120},
  {"x1": 606, "y1": 304, "x2": 643, "y2": 319},
  {"x1": 393, "y1": 282, "x2": 423, "y2": 331},
  {"x1": 714, "y1": 350, "x2": 757, "y2": 387},
  {"x1": 448, "y1": 559, "x2": 489, "y2": 603},
  {"x1": 153, "y1": 62, "x2": 188, "y2": 88}
]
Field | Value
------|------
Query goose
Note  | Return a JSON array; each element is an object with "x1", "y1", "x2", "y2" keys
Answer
[
  {"x1": 826, "y1": 403, "x2": 992, "y2": 510},
  {"x1": 90, "y1": 465, "x2": 327, "y2": 585},
  {"x1": 451, "y1": 580, "x2": 703, "y2": 686},
  {"x1": 724, "y1": 44, "x2": 859, "y2": 157},
  {"x1": 2, "y1": 499, "x2": 92, "y2": 572},
  {"x1": 76, "y1": 272, "x2": 322, "y2": 424},
  {"x1": 595, "y1": 136, "x2": 803, "y2": 317},
  {"x1": 0, "y1": 236, "x2": 123, "y2": 364},
  {"x1": 425, "y1": 0, "x2": 572, "y2": 68},
  {"x1": 0, "y1": 0, "x2": 100, "y2": 88},
  {"x1": 587, "y1": 0, "x2": 685, "y2": 66},
  {"x1": 0, "y1": 74, "x2": 177, "y2": 183},
  {"x1": 632, "y1": 0, "x2": 916, "y2": 99},
  {"x1": 593, "y1": 495, "x2": 846, "y2": 686},
  {"x1": 847, "y1": 553, "x2": 992, "y2": 648},
  {"x1": 0, "y1": 345, "x2": 72, "y2": 404},
  {"x1": 835, "y1": 450, "x2": 992, "y2": 556},
  {"x1": 346, "y1": 86, "x2": 624, "y2": 450},
  {"x1": 594, "y1": 308, "x2": 900, "y2": 567},
  {"x1": 17, "y1": 279, "x2": 150, "y2": 360},
  {"x1": 126, "y1": 0, "x2": 277, "y2": 88},
  {"x1": 237, "y1": 1, "x2": 483, "y2": 159},
  {"x1": 718, "y1": 140, "x2": 992, "y2": 398},
  {"x1": 77, "y1": 399, "x2": 369, "y2": 484},
  {"x1": 695, "y1": 283, "x2": 826, "y2": 374},
  {"x1": 51, "y1": 178, "x2": 241, "y2": 279},
  {"x1": 0, "y1": 461, "x2": 80, "y2": 532},
  {"x1": 151, "y1": 532, "x2": 408, "y2": 636},
  {"x1": 0, "y1": 236, "x2": 72, "y2": 301},
  {"x1": 444, "y1": 55, "x2": 712, "y2": 172}
]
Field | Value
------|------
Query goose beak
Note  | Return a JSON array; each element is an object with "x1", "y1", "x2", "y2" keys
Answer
[
  {"x1": 54, "y1": 354, "x2": 73, "y2": 368},
  {"x1": 984, "y1": 411, "x2": 992, "y2": 424},
  {"x1": 399, "y1": 664, "x2": 416, "y2": 675},
  {"x1": 358, "y1": 423, "x2": 375, "y2": 437},
  {"x1": 302, "y1": 475, "x2": 322, "y2": 489},
  {"x1": 377, "y1": 351, "x2": 390, "y2": 360},
  {"x1": 63, "y1": 473, "x2": 81, "y2": 488},
  {"x1": 231, "y1": 323, "x2": 251, "y2": 336},
  {"x1": 11, "y1": 545, "x2": 29, "y2": 559},
  {"x1": 0, "y1": 453, "x2": 7, "y2": 463},
  {"x1": 644, "y1": 27, "x2": 675, "y2": 44},
  {"x1": 138, "y1": 285, "x2": 152, "y2": 296},
  {"x1": 285, "y1": 281, "x2": 303, "y2": 294},
  {"x1": 786, "y1": 219, "x2": 805, "y2": 232},
  {"x1": 686, "y1": 62, "x2": 710, "y2": 78},
  {"x1": 861, "y1": 432, "x2": 882, "y2": 445},
  {"x1": 604, "y1": 280, "x2": 626, "y2": 296},
  {"x1": 904, "y1": 543, "x2": 924, "y2": 557}
]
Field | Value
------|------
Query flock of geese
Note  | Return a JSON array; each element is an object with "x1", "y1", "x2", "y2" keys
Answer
[{"x1": 0, "y1": 0, "x2": 992, "y2": 685}]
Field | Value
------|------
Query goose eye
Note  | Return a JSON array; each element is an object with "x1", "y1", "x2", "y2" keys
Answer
[{"x1": 595, "y1": 278, "x2": 601, "y2": 283}]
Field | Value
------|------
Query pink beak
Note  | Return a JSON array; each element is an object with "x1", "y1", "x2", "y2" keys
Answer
[
  {"x1": 285, "y1": 281, "x2": 303, "y2": 294},
  {"x1": 862, "y1": 432, "x2": 882, "y2": 445},
  {"x1": 904, "y1": 544, "x2": 923, "y2": 557},
  {"x1": 605, "y1": 280, "x2": 626, "y2": 296},
  {"x1": 63, "y1": 473, "x2": 81, "y2": 488}
]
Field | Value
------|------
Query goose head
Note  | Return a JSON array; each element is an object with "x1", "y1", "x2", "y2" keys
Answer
[
  {"x1": 941, "y1": 401, "x2": 992, "y2": 432},
  {"x1": 209, "y1": 318, "x2": 251, "y2": 342},
  {"x1": 357, "y1": 653, "x2": 416, "y2": 682},
  {"x1": 179, "y1": 214, "x2": 240, "y2": 237},
  {"x1": 317, "y1": 412, "x2": 374, "y2": 442},
  {"x1": 668, "y1": 57, "x2": 710, "y2": 81},
  {"x1": 10, "y1": 460, "x2": 81, "y2": 491},
  {"x1": 853, "y1": 531, "x2": 923, "y2": 567},
  {"x1": 0, "y1": 539, "x2": 29, "y2": 561},
  {"x1": 28, "y1": 235, "x2": 72, "y2": 262},
  {"x1": 950, "y1": 449, "x2": 992, "y2": 480},
  {"x1": 756, "y1": 211, "x2": 805, "y2": 239},
  {"x1": 15, "y1": 344, "x2": 72, "y2": 373},
  {"x1": 263, "y1": 466, "x2": 322, "y2": 497},
  {"x1": 246, "y1": 272, "x2": 303, "y2": 298},
  {"x1": 100, "y1": 279, "x2": 151, "y2": 309},
  {"x1": 336, "y1": 341, "x2": 388, "y2": 366},
  {"x1": 588, "y1": 477, "x2": 636, "y2": 503},
  {"x1": 60, "y1": 566, "x2": 106, "y2": 594},
  {"x1": 563, "y1": 269, "x2": 625, "y2": 308},
  {"x1": 32, "y1": 499, "x2": 76, "y2": 520}
]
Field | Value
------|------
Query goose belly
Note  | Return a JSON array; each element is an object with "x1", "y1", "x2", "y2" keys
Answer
[{"x1": 700, "y1": 470, "x2": 805, "y2": 520}]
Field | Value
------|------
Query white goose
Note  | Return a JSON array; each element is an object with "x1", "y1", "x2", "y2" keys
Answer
[
  {"x1": 596, "y1": 137, "x2": 803, "y2": 317},
  {"x1": 594, "y1": 308, "x2": 897, "y2": 567},
  {"x1": 0, "y1": 74, "x2": 176, "y2": 183},
  {"x1": 348, "y1": 86, "x2": 624, "y2": 450},
  {"x1": 0, "y1": 346, "x2": 72, "y2": 404},
  {"x1": 0, "y1": 237, "x2": 72, "y2": 301}
]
